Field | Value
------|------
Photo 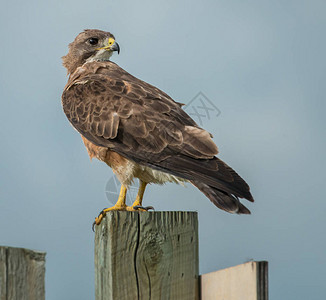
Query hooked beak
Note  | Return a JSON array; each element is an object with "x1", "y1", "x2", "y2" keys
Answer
[
  {"x1": 96, "y1": 37, "x2": 120, "y2": 54},
  {"x1": 110, "y1": 41, "x2": 120, "y2": 54}
]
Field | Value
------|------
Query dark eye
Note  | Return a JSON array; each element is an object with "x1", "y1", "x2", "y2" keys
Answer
[{"x1": 88, "y1": 38, "x2": 99, "y2": 45}]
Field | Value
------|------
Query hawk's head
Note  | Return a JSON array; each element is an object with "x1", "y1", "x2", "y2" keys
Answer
[{"x1": 62, "y1": 29, "x2": 120, "y2": 75}]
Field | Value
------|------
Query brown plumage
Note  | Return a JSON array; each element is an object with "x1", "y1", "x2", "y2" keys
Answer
[{"x1": 62, "y1": 29, "x2": 254, "y2": 216}]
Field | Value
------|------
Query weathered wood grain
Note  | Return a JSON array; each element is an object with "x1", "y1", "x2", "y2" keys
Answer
[
  {"x1": 95, "y1": 211, "x2": 139, "y2": 299},
  {"x1": 200, "y1": 261, "x2": 268, "y2": 300},
  {"x1": 95, "y1": 211, "x2": 199, "y2": 300},
  {"x1": 0, "y1": 246, "x2": 46, "y2": 300}
]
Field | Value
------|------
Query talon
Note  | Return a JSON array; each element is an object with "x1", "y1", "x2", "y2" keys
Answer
[
  {"x1": 145, "y1": 206, "x2": 155, "y2": 211},
  {"x1": 92, "y1": 209, "x2": 107, "y2": 230},
  {"x1": 133, "y1": 205, "x2": 154, "y2": 211}
]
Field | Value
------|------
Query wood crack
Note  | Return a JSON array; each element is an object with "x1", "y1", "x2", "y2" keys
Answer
[
  {"x1": 134, "y1": 213, "x2": 141, "y2": 300},
  {"x1": 5, "y1": 247, "x2": 8, "y2": 300}
]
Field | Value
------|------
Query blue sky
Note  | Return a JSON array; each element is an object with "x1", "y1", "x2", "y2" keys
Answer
[{"x1": 0, "y1": 0, "x2": 325, "y2": 299}]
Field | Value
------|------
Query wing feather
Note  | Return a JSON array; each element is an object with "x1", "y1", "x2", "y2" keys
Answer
[{"x1": 62, "y1": 61, "x2": 253, "y2": 211}]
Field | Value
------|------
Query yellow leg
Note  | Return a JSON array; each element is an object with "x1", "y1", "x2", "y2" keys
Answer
[
  {"x1": 111, "y1": 184, "x2": 128, "y2": 209},
  {"x1": 127, "y1": 181, "x2": 147, "y2": 210},
  {"x1": 94, "y1": 185, "x2": 128, "y2": 226}
]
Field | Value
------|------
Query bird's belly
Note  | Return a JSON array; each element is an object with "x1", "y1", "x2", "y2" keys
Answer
[
  {"x1": 134, "y1": 164, "x2": 188, "y2": 186},
  {"x1": 81, "y1": 135, "x2": 188, "y2": 187}
]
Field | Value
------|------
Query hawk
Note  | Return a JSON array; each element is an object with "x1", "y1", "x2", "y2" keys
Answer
[{"x1": 61, "y1": 29, "x2": 254, "y2": 226}]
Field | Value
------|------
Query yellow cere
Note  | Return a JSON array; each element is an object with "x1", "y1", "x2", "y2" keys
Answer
[
  {"x1": 95, "y1": 37, "x2": 115, "y2": 51},
  {"x1": 108, "y1": 38, "x2": 115, "y2": 46}
]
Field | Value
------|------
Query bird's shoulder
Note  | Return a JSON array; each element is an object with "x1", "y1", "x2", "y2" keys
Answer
[
  {"x1": 62, "y1": 61, "x2": 196, "y2": 127},
  {"x1": 64, "y1": 61, "x2": 185, "y2": 107},
  {"x1": 61, "y1": 60, "x2": 218, "y2": 158}
]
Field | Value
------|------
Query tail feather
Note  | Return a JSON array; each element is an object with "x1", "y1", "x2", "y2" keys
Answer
[
  {"x1": 156, "y1": 155, "x2": 254, "y2": 202},
  {"x1": 192, "y1": 180, "x2": 251, "y2": 214},
  {"x1": 121, "y1": 147, "x2": 254, "y2": 213}
]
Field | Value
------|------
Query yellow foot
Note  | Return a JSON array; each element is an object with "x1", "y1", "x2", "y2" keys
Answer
[{"x1": 92, "y1": 204, "x2": 154, "y2": 231}]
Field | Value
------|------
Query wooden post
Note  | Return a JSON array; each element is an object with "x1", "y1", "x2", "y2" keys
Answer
[
  {"x1": 0, "y1": 246, "x2": 46, "y2": 300},
  {"x1": 200, "y1": 261, "x2": 268, "y2": 300},
  {"x1": 95, "y1": 211, "x2": 199, "y2": 300}
]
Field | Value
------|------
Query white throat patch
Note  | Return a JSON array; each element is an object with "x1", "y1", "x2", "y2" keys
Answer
[{"x1": 86, "y1": 49, "x2": 113, "y2": 63}]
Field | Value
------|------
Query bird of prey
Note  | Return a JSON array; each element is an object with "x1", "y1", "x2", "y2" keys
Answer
[{"x1": 61, "y1": 29, "x2": 254, "y2": 226}]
